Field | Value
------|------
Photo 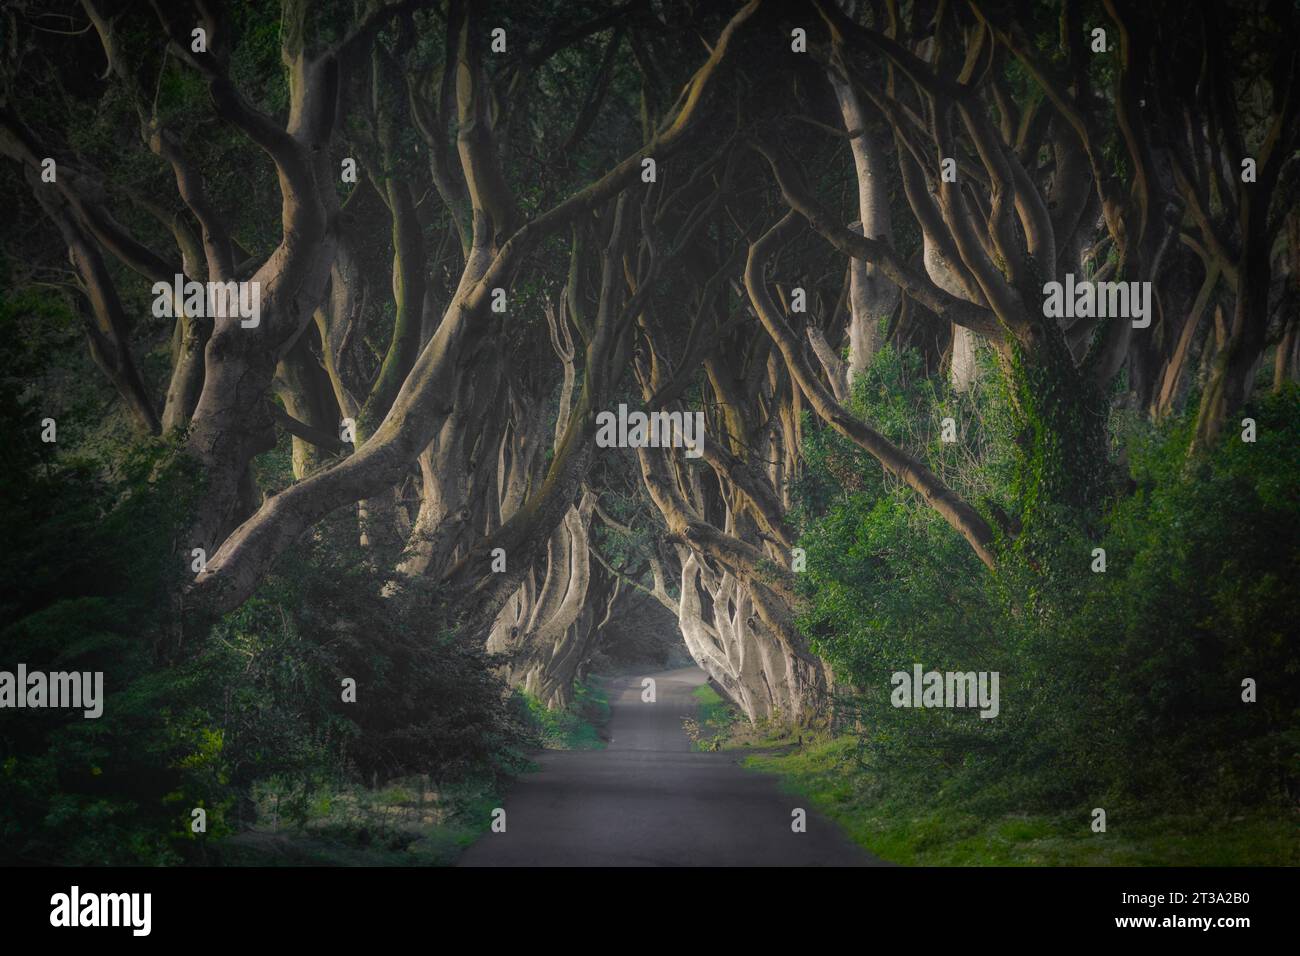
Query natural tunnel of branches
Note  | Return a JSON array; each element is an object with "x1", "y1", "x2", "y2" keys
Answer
[{"x1": 3, "y1": 0, "x2": 1296, "y2": 721}]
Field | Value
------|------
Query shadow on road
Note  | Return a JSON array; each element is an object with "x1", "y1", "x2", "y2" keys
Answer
[{"x1": 457, "y1": 666, "x2": 884, "y2": 866}]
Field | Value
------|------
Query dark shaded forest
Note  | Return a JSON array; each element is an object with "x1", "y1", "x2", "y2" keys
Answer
[{"x1": 0, "y1": 0, "x2": 1296, "y2": 866}]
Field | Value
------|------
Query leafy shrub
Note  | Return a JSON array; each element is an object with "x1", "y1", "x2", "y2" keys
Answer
[
  {"x1": 0, "y1": 437, "x2": 529, "y2": 864},
  {"x1": 792, "y1": 347, "x2": 1300, "y2": 816}
]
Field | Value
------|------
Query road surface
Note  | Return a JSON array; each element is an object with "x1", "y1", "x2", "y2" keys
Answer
[{"x1": 457, "y1": 666, "x2": 883, "y2": 866}]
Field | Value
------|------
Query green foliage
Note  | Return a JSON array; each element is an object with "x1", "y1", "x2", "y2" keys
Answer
[
  {"x1": 219, "y1": 773, "x2": 501, "y2": 867},
  {"x1": 683, "y1": 683, "x2": 739, "y2": 751},
  {"x1": 744, "y1": 736, "x2": 1299, "y2": 866},
  {"x1": 0, "y1": 330, "x2": 531, "y2": 862},
  {"x1": 518, "y1": 677, "x2": 610, "y2": 751},
  {"x1": 0, "y1": 463, "x2": 533, "y2": 863},
  {"x1": 792, "y1": 348, "x2": 1300, "y2": 823},
  {"x1": 0, "y1": 442, "x2": 208, "y2": 864}
]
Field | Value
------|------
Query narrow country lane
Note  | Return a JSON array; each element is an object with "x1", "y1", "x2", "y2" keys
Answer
[{"x1": 457, "y1": 666, "x2": 883, "y2": 866}]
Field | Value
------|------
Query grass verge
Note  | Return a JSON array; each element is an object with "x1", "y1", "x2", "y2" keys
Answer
[
  {"x1": 702, "y1": 703, "x2": 1297, "y2": 865},
  {"x1": 683, "y1": 683, "x2": 740, "y2": 750},
  {"x1": 213, "y1": 774, "x2": 501, "y2": 866},
  {"x1": 522, "y1": 676, "x2": 611, "y2": 751}
]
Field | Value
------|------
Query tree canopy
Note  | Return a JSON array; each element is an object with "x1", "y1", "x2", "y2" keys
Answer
[{"x1": 0, "y1": 0, "x2": 1296, "y2": 865}]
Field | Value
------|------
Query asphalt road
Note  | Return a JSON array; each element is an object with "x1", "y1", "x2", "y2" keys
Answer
[{"x1": 457, "y1": 666, "x2": 882, "y2": 866}]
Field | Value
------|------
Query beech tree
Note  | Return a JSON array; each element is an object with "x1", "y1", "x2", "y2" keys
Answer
[{"x1": 2, "y1": 0, "x2": 1294, "y2": 722}]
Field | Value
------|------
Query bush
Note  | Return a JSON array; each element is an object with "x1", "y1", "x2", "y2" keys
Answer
[
  {"x1": 792, "y1": 347, "x2": 1300, "y2": 817},
  {"x1": 0, "y1": 439, "x2": 530, "y2": 864}
]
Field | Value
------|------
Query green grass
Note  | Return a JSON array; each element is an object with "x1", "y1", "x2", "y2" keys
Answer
[
  {"x1": 522, "y1": 677, "x2": 610, "y2": 751},
  {"x1": 213, "y1": 774, "x2": 501, "y2": 866},
  {"x1": 682, "y1": 683, "x2": 741, "y2": 750},
  {"x1": 742, "y1": 736, "x2": 1299, "y2": 866},
  {"x1": 211, "y1": 678, "x2": 617, "y2": 865},
  {"x1": 695, "y1": 684, "x2": 728, "y2": 723},
  {"x1": 685, "y1": 688, "x2": 808, "y2": 752}
]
